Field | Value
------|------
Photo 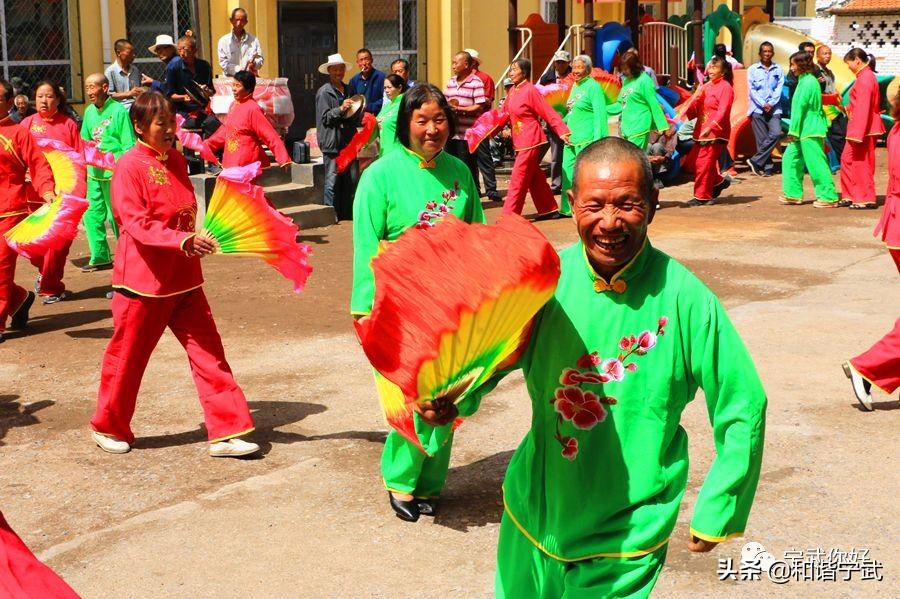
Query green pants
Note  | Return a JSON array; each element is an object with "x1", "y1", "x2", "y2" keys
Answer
[
  {"x1": 495, "y1": 512, "x2": 667, "y2": 598},
  {"x1": 781, "y1": 137, "x2": 838, "y2": 202},
  {"x1": 560, "y1": 143, "x2": 590, "y2": 216},
  {"x1": 381, "y1": 417, "x2": 454, "y2": 498},
  {"x1": 84, "y1": 177, "x2": 118, "y2": 265}
]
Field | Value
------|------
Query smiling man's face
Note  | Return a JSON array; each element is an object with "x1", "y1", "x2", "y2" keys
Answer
[{"x1": 570, "y1": 158, "x2": 656, "y2": 279}]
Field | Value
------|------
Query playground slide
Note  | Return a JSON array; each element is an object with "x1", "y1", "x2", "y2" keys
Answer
[{"x1": 742, "y1": 22, "x2": 856, "y2": 94}]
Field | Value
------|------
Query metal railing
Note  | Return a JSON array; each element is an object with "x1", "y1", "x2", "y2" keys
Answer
[
  {"x1": 496, "y1": 27, "x2": 532, "y2": 103},
  {"x1": 638, "y1": 22, "x2": 690, "y2": 80},
  {"x1": 538, "y1": 23, "x2": 586, "y2": 82}
]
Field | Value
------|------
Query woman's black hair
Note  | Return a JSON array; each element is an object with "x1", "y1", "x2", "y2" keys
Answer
[
  {"x1": 512, "y1": 58, "x2": 532, "y2": 80},
  {"x1": 385, "y1": 73, "x2": 405, "y2": 92},
  {"x1": 396, "y1": 83, "x2": 455, "y2": 150},
  {"x1": 713, "y1": 43, "x2": 727, "y2": 59},
  {"x1": 707, "y1": 56, "x2": 734, "y2": 84},
  {"x1": 233, "y1": 70, "x2": 256, "y2": 94},
  {"x1": 843, "y1": 47, "x2": 869, "y2": 64}
]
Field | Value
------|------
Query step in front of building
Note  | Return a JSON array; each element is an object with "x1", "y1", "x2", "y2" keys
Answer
[{"x1": 190, "y1": 160, "x2": 333, "y2": 231}]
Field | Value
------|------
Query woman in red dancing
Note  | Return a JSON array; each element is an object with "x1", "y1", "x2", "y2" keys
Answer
[
  {"x1": 20, "y1": 80, "x2": 83, "y2": 304},
  {"x1": 840, "y1": 48, "x2": 885, "y2": 210},
  {"x1": 90, "y1": 92, "x2": 259, "y2": 458},
  {"x1": 843, "y1": 92, "x2": 900, "y2": 409},
  {"x1": 501, "y1": 58, "x2": 570, "y2": 218},
  {"x1": 684, "y1": 56, "x2": 734, "y2": 206}
]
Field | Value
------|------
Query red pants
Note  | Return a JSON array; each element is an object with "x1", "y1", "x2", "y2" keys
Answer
[
  {"x1": 503, "y1": 146, "x2": 559, "y2": 216},
  {"x1": 0, "y1": 215, "x2": 28, "y2": 333},
  {"x1": 1, "y1": 511, "x2": 79, "y2": 598},
  {"x1": 840, "y1": 137, "x2": 877, "y2": 204},
  {"x1": 693, "y1": 143, "x2": 725, "y2": 201},
  {"x1": 851, "y1": 318, "x2": 900, "y2": 395},
  {"x1": 850, "y1": 249, "x2": 900, "y2": 394},
  {"x1": 28, "y1": 239, "x2": 72, "y2": 297},
  {"x1": 91, "y1": 288, "x2": 254, "y2": 444}
]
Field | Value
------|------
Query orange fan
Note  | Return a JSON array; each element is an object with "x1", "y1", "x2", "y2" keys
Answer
[{"x1": 355, "y1": 214, "x2": 560, "y2": 452}]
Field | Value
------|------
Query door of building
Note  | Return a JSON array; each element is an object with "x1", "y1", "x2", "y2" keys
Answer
[{"x1": 278, "y1": 2, "x2": 338, "y2": 145}]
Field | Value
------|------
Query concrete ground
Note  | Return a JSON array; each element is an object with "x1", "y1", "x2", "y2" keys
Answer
[{"x1": 1, "y1": 152, "x2": 898, "y2": 598}]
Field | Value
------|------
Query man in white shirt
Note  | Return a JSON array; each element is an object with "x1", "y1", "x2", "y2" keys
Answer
[{"x1": 217, "y1": 8, "x2": 264, "y2": 76}]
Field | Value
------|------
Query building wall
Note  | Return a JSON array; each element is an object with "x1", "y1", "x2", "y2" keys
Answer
[{"x1": 831, "y1": 14, "x2": 900, "y2": 74}]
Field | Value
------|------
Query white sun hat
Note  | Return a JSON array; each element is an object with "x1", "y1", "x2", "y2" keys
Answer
[
  {"x1": 318, "y1": 53, "x2": 351, "y2": 75},
  {"x1": 148, "y1": 34, "x2": 176, "y2": 54}
]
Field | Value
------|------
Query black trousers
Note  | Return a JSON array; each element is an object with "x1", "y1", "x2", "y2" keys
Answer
[
  {"x1": 476, "y1": 140, "x2": 498, "y2": 198},
  {"x1": 447, "y1": 139, "x2": 479, "y2": 190}
]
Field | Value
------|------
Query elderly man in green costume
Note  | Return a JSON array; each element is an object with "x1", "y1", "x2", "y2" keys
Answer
[
  {"x1": 80, "y1": 73, "x2": 136, "y2": 270},
  {"x1": 425, "y1": 137, "x2": 767, "y2": 596},
  {"x1": 559, "y1": 54, "x2": 608, "y2": 217}
]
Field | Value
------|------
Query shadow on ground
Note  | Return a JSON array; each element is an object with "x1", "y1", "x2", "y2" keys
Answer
[
  {"x1": 433, "y1": 450, "x2": 513, "y2": 532},
  {"x1": 0, "y1": 395, "x2": 55, "y2": 446}
]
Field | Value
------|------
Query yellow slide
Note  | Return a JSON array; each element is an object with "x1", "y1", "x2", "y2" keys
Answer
[{"x1": 742, "y1": 22, "x2": 856, "y2": 94}]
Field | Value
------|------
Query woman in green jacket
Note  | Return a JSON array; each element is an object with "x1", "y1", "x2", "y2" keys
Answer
[
  {"x1": 352, "y1": 84, "x2": 486, "y2": 523},
  {"x1": 376, "y1": 74, "x2": 405, "y2": 156},
  {"x1": 781, "y1": 51, "x2": 839, "y2": 207},
  {"x1": 560, "y1": 54, "x2": 608, "y2": 216},
  {"x1": 607, "y1": 51, "x2": 670, "y2": 150}
]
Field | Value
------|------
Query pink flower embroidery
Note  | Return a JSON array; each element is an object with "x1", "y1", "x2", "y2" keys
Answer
[
  {"x1": 658, "y1": 316, "x2": 668, "y2": 329},
  {"x1": 625, "y1": 363, "x2": 637, "y2": 372},
  {"x1": 602, "y1": 358, "x2": 625, "y2": 381},
  {"x1": 636, "y1": 331, "x2": 657, "y2": 354},
  {"x1": 554, "y1": 387, "x2": 607, "y2": 430},
  {"x1": 561, "y1": 436, "x2": 579, "y2": 460},
  {"x1": 618, "y1": 336, "x2": 631, "y2": 351}
]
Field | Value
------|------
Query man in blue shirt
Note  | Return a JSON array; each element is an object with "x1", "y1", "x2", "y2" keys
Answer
[
  {"x1": 746, "y1": 41, "x2": 784, "y2": 177},
  {"x1": 348, "y1": 48, "x2": 385, "y2": 115}
]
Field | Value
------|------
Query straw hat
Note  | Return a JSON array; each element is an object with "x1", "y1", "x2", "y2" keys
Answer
[
  {"x1": 318, "y1": 53, "x2": 351, "y2": 75},
  {"x1": 148, "y1": 34, "x2": 176, "y2": 54}
]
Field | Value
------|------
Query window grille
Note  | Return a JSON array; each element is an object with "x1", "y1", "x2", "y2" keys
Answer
[
  {"x1": 126, "y1": 0, "x2": 199, "y2": 81},
  {"x1": 363, "y1": 0, "x2": 423, "y2": 79},
  {"x1": 0, "y1": 0, "x2": 81, "y2": 102}
]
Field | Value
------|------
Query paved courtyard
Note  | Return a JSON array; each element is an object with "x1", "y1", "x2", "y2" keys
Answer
[{"x1": 1, "y1": 153, "x2": 898, "y2": 597}]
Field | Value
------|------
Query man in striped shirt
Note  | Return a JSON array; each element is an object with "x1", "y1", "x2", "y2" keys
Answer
[{"x1": 444, "y1": 51, "x2": 488, "y2": 186}]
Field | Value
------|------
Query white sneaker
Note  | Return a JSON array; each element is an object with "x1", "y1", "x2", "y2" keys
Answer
[
  {"x1": 92, "y1": 431, "x2": 131, "y2": 454},
  {"x1": 842, "y1": 362, "x2": 873, "y2": 411},
  {"x1": 209, "y1": 438, "x2": 260, "y2": 458}
]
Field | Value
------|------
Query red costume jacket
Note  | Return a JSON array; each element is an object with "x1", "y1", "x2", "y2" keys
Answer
[
  {"x1": 205, "y1": 97, "x2": 291, "y2": 169},
  {"x1": 20, "y1": 111, "x2": 82, "y2": 149},
  {"x1": 110, "y1": 142, "x2": 203, "y2": 297},
  {"x1": 847, "y1": 66, "x2": 885, "y2": 143},
  {"x1": 504, "y1": 80, "x2": 570, "y2": 152},
  {"x1": 876, "y1": 123, "x2": 899, "y2": 248},
  {"x1": 0, "y1": 116, "x2": 55, "y2": 217},
  {"x1": 694, "y1": 77, "x2": 734, "y2": 143}
]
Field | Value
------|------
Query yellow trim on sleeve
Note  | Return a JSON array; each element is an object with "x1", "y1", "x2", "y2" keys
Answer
[
  {"x1": 111, "y1": 282, "x2": 204, "y2": 298},
  {"x1": 689, "y1": 528, "x2": 745, "y2": 543},
  {"x1": 503, "y1": 491, "x2": 669, "y2": 561},
  {"x1": 180, "y1": 233, "x2": 197, "y2": 254},
  {"x1": 0, "y1": 210, "x2": 27, "y2": 218}
]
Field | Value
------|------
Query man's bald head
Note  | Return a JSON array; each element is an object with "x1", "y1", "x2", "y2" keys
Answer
[
  {"x1": 573, "y1": 137, "x2": 655, "y2": 202},
  {"x1": 86, "y1": 73, "x2": 109, "y2": 87}
]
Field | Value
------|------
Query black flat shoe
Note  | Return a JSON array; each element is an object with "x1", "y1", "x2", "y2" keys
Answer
[
  {"x1": 416, "y1": 498, "x2": 438, "y2": 517},
  {"x1": 533, "y1": 210, "x2": 560, "y2": 221},
  {"x1": 10, "y1": 291, "x2": 35, "y2": 330},
  {"x1": 388, "y1": 492, "x2": 420, "y2": 522}
]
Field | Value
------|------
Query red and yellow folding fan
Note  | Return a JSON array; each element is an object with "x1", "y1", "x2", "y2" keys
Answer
[
  {"x1": 35, "y1": 137, "x2": 86, "y2": 198},
  {"x1": 4, "y1": 194, "x2": 88, "y2": 260},
  {"x1": 355, "y1": 214, "x2": 560, "y2": 451},
  {"x1": 336, "y1": 112, "x2": 378, "y2": 173},
  {"x1": 200, "y1": 162, "x2": 313, "y2": 292}
]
